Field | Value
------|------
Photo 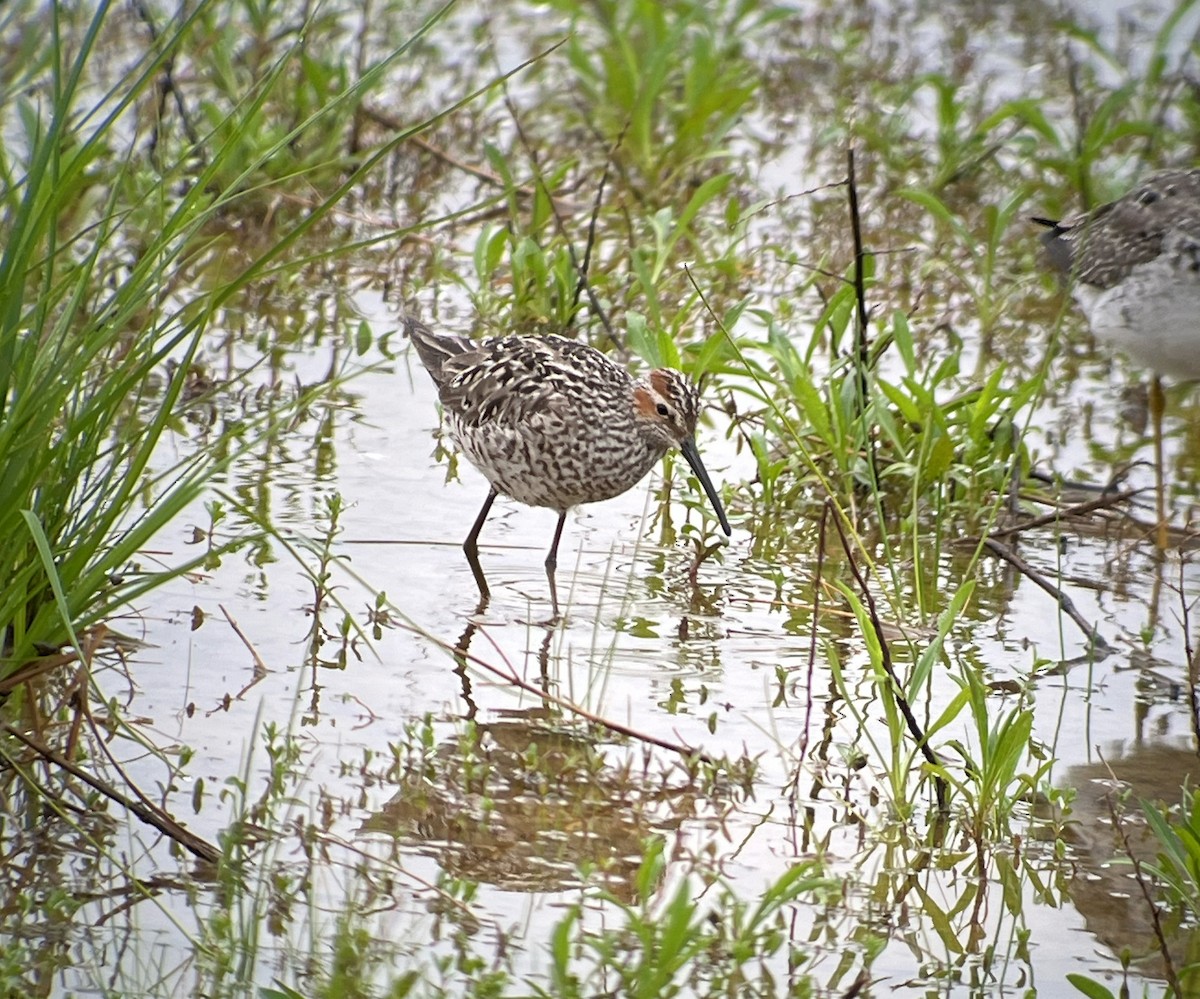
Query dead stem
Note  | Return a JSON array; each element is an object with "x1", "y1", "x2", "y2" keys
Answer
[
  {"x1": 498, "y1": 63, "x2": 627, "y2": 355},
  {"x1": 3, "y1": 721, "x2": 220, "y2": 864},
  {"x1": 221, "y1": 603, "x2": 271, "y2": 691},
  {"x1": 963, "y1": 487, "x2": 1139, "y2": 542},
  {"x1": 830, "y1": 502, "x2": 948, "y2": 815},
  {"x1": 980, "y1": 537, "x2": 1109, "y2": 651},
  {"x1": 1100, "y1": 752, "x2": 1182, "y2": 996},
  {"x1": 416, "y1": 621, "x2": 721, "y2": 768}
]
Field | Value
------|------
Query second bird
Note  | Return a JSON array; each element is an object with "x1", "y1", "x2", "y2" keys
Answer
[
  {"x1": 1036, "y1": 168, "x2": 1200, "y2": 548},
  {"x1": 405, "y1": 317, "x2": 732, "y2": 608}
]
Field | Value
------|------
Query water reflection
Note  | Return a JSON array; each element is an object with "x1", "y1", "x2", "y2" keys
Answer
[
  {"x1": 365, "y1": 602, "x2": 725, "y2": 901},
  {"x1": 6, "y1": 0, "x2": 1200, "y2": 994},
  {"x1": 1065, "y1": 741, "x2": 1200, "y2": 988}
]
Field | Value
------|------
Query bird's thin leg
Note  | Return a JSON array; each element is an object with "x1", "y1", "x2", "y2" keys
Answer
[
  {"x1": 545, "y1": 511, "x2": 568, "y2": 573},
  {"x1": 545, "y1": 511, "x2": 568, "y2": 617},
  {"x1": 464, "y1": 488, "x2": 498, "y2": 596},
  {"x1": 1151, "y1": 375, "x2": 1168, "y2": 552}
]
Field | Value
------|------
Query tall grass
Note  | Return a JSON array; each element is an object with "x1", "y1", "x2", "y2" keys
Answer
[
  {"x1": 0, "y1": 0, "x2": 544, "y2": 991},
  {"x1": 0, "y1": 0, "x2": 467, "y2": 672}
]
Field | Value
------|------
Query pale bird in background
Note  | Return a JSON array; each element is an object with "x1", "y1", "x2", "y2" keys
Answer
[{"x1": 1035, "y1": 168, "x2": 1200, "y2": 549}]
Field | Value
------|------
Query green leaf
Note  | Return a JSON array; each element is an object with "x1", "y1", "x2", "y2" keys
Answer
[{"x1": 1065, "y1": 973, "x2": 1117, "y2": 999}]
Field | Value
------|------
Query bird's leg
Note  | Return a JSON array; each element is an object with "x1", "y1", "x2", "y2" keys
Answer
[
  {"x1": 464, "y1": 488, "x2": 498, "y2": 597},
  {"x1": 544, "y1": 511, "x2": 568, "y2": 573},
  {"x1": 545, "y1": 511, "x2": 568, "y2": 618},
  {"x1": 1151, "y1": 375, "x2": 1168, "y2": 552}
]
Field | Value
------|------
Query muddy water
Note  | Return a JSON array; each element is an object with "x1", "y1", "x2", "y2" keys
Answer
[
  {"x1": 12, "y1": 0, "x2": 1200, "y2": 995},
  {"x1": 73, "y1": 280, "x2": 1199, "y2": 997}
]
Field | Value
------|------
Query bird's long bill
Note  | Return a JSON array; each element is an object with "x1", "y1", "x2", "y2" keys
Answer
[{"x1": 679, "y1": 437, "x2": 732, "y2": 536}]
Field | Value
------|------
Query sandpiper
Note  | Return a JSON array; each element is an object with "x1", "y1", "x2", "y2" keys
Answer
[
  {"x1": 1035, "y1": 168, "x2": 1200, "y2": 548},
  {"x1": 405, "y1": 317, "x2": 732, "y2": 608}
]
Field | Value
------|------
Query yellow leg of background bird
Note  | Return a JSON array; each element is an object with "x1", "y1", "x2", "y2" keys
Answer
[{"x1": 1151, "y1": 375, "x2": 1168, "y2": 551}]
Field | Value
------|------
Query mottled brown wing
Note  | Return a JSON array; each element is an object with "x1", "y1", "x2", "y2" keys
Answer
[
  {"x1": 437, "y1": 336, "x2": 578, "y2": 429},
  {"x1": 1043, "y1": 169, "x2": 1200, "y2": 290}
]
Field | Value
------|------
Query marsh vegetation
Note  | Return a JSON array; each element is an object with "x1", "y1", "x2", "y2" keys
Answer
[{"x1": 1, "y1": 0, "x2": 1199, "y2": 996}]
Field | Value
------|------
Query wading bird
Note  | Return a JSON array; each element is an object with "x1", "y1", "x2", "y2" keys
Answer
[
  {"x1": 1035, "y1": 168, "x2": 1200, "y2": 549},
  {"x1": 405, "y1": 317, "x2": 732, "y2": 610}
]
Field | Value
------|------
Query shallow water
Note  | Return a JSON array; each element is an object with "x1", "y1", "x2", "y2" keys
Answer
[
  {"x1": 7, "y1": 0, "x2": 1200, "y2": 995},
  {"x1": 68, "y1": 289, "x2": 1199, "y2": 995}
]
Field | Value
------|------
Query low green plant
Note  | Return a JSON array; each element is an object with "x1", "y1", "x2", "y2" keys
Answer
[
  {"x1": 537, "y1": 836, "x2": 830, "y2": 998},
  {"x1": 1026, "y1": 0, "x2": 1200, "y2": 213},
  {"x1": 1143, "y1": 784, "x2": 1200, "y2": 921},
  {"x1": 543, "y1": 0, "x2": 783, "y2": 191},
  {"x1": 472, "y1": 220, "x2": 585, "y2": 335},
  {"x1": 937, "y1": 668, "x2": 1047, "y2": 843},
  {"x1": 183, "y1": 1, "x2": 363, "y2": 210}
]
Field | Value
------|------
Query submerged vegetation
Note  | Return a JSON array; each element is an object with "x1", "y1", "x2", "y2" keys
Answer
[{"x1": 1, "y1": 0, "x2": 1199, "y2": 996}]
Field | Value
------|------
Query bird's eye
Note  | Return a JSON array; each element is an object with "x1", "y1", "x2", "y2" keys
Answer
[{"x1": 656, "y1": 403, "x2": 670, "y2": 416}]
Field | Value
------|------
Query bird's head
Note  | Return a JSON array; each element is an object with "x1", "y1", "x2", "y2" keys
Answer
[
  {"x1": 633, "y1": 369, "x2": 701, "y2": 449},
  {"x1": 633, "y1": 369, "x2": 731, "y2": 536}
]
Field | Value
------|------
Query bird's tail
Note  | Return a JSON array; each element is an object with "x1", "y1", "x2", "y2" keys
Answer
[{"x1": 404, "y1": 317, "x2": 474, "y2": 387}]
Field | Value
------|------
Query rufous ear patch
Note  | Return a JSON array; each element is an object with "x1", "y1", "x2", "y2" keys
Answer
[{"x1": 633, "y1": 385, "x2": 659, "y2": 418}]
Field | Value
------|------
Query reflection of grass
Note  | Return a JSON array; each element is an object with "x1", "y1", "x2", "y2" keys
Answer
[
  {"x1": 4, "y1": 0, "x2": 1200, "y2": 994},
  {"x1": 183, "y1": 715, "x2": 837, "y2": 998},
  {"x1": 543, "y1": 838, "x2": 832, "y2": 998}
]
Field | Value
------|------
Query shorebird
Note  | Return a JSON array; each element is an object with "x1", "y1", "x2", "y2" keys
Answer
[
  {"x1": 405, "y1": 317, "x2": 732, "y2": 608},
  {"x1": 1035, "y1": 168, "x2": 1200, "y2": 549}
]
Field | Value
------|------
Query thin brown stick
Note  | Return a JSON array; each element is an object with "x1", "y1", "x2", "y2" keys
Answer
[
  {"x1": 1191, "y1": 637, "x2": 1200, "y2": 759},
  {"x1": 981, "y1": 537, "x2": 1108, "y2": 650},
  {"x1": 847, "y1": 148, "x2": 870, "y2": 390},
  {"x1": 845, "y1": 148, "x2": 878, "y2": 494},
  {"x1": 0, "y1": 650, "x2": 77, "y2": 695},
  {"x1": 685, "y1": 538, "x2": 725, "y2": 591},
  {"x1": 221, "y1": 604, "x2": 270, "y2": 682},
  {"x1": 498, "y1": 83, "x2": 626, "y2": 353},
  {"x1": 801, "y1": 506, "x2": 830, "y2": 763},
  {"x1": 130, "y1": 0, "x2": 200, "y2": 157},
  {"x1": 739, "y1": 180, "x2": 847, "y2": 225},
  {"x1": 782, "y1": 251, "x2": 918, "y2": 289},
  {"x1": 787, "y1": 502, "x2": 828, "y2": 813},
  {"x1": 571, "y1": 123, "x2": 628, "y2": 321},
  {"x1": 1099, "y1": 754, "x2": 1181, "y2": 996},
  {"x1": 362, "y1": 109, "x2": 510, "y2": 188},
  {"x1": 0, "y1": 625, "x2": 113, "y2": 695},
  {"x1": 800, "y1": 502, "x2": 827, "y2": 760},
  {"x1": 2, "y1": 722, "x2": 220, "y2": 863},
  {"x1": 830, "y1": 503, "x2": 947, "y2": 814},
  {"x1": 1182, "y1": 556, "x2": 1200, "y2": 757},
  {"x1": 419, "y1": 624, "x2": 719, "y2": 767},
  {"x1": 962, "y1": 487, "x2": 1139, "y2": 543}
]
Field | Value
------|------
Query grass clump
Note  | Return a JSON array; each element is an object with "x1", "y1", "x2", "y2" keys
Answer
[
  {"x1": 0, "y1": 0, "x2": 460, "y2": 671},
  {"x1": 0, "y1": 0, "x2": 223, "y2": 668}
]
